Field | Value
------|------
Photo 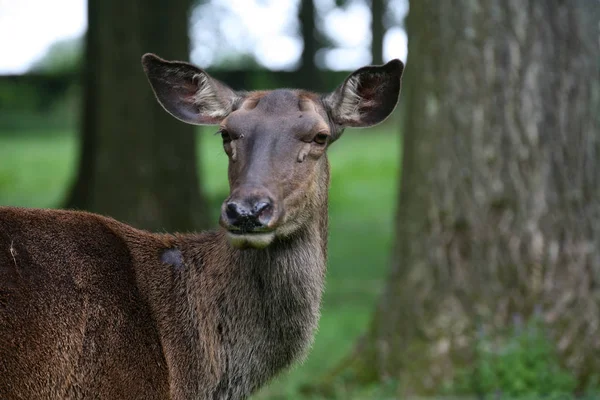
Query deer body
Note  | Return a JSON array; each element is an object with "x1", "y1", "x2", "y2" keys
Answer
[
  {"x1": 0, "y1": 205, "x2": 325, "y2": 399},
  {"x1": 0, "y1": 55, "x2": 402, "y2": 399}
]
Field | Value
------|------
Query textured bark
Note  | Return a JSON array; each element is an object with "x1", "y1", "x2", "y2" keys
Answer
[
  {"x1": 355, "y1": 0, "x2": 600, "y2": 394},
  {"x1": 371, "y1": 0, "x2": 385, "y2": 65},
  {"x1": 65, "y1": 0, "x2": 208, "y2": 231}
]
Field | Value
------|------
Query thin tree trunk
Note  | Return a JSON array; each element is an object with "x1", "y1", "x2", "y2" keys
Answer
[
  {"x1": 371, "y1": 0, "x2": 385, "y2": 65},
  {"x1": 299, "y1": 0, "x2": 321, "y2": 90},
  {"x1": 352, "y1": 0, "x2": 600, "y2": 395},
  {"x1": 64, "y1": 0, "x2": 98, "y2": 210},
  {"x1": 65, "y1": 0, "x2": 208, "y2": 231}
]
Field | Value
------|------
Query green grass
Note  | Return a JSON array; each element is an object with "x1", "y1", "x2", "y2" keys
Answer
[
  {"x1": 0, "y1": 131, "x2": 78, "y2": 208},
  {"x1": 0, "y1": 124, "x2": 401, "y2": 399}
]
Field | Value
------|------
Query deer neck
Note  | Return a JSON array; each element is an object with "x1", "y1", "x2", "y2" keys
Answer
[
  {"x1": 212, "y1": 160, "x2": 330, "y2": 394},
  {"x1": 231, "y1": 208, "x2": 328, "y2": 298},
  {"x1": 229, "y1": 157, "x2": 329, "y2": 309},
  {"x1": 147, "y1": 161, "x2": 330, "y2": 398}
]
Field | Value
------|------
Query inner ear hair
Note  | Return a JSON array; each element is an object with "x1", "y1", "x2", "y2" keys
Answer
[
  {"x1": 192, "y1": 72, "x2": 234, "y2": 120},
  {"x1": 335, "y1": 73, "x2": 366, "y2": 123}
]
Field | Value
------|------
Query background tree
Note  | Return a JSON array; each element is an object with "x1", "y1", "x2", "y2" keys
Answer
[
  {"x1": 370, "y1": 0, "x2": 384, "y2": 65},
  {"x1": 66, "y1": 0, "x2": 208, "y2": 231},
  {"x1": 299, "y1": 0, "x2": 321, "y2": 89},
  {"x1": 348, "y1": 0, "x2": 600, "y2": 395}
]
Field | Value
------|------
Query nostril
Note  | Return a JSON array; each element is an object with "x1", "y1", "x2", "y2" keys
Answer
[
  {"x1": 226, "y1": 202, "x2": 242, "y2": 221},
  {"x1": 253, "y1": 201, "x2": 271, "y2": 215},
  {"x1": 254, "y1": 200, "x2": 274, "y2": 226},
  {"x1": 224, "y1": 197, "x2": 275, "y2": 231}
]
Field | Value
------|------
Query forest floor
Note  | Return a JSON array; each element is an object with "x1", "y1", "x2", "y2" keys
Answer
[{"x1": 0, "y1": 125, "x2": 401, "y2": 399}]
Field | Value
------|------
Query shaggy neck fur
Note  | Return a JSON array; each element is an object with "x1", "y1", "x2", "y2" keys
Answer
[{"x1": 156, "y1": 160, "x2": 330, "y2": 399}]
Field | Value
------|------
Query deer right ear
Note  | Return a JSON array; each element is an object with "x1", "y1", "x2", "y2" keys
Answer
[
  {"x1": 324, "y1": 59, "x2": 404, "y2": 128},
  {"x1": 141, "y1": 53, "x2": 241, "y2": 125}
]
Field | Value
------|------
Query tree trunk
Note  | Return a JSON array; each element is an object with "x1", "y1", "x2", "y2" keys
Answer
[
  {"x1": 299, "y1": 0, "x2": 321, "y2": 90},
  {"x1": 353, "y1": 0, "x2": 600, "y2": 395},
  {"x1": 65, "y1": 0, "x2": 208, "y2": 231},
  {"x1": 371, "y1": 0, "x2": 384, "y2": 65}
]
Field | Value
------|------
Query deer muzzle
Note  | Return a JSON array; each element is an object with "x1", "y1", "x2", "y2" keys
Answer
[{"x1": 220, "y1": 186, "x2": 281, "y2": 249}]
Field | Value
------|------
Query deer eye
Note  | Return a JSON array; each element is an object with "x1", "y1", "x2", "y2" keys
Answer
[
  {"x1": 313, "y1": 132, "x2": 329, "y2": 145},
  {"x1": 219, "y1": 129, "x2": 232, "y2": 143}
]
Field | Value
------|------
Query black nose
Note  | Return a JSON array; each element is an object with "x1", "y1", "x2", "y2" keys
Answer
[{"x1": 225, "y1": 198, "x2": 273, "y2": 231}]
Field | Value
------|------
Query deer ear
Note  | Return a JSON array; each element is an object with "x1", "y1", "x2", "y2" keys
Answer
[
  {"x1": 141, "y1": 53, "x2": 241, "y2": 125},
  {"x1": 325, "y1": 59, "x2": 404, "y2": 128}
]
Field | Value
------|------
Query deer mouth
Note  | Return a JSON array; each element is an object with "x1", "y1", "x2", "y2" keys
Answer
[
  {"x1": 220, "y1": 218, "x2": 278, "y2": 249},
  {"x1": 226, "y1": 225, "x2": 273, "y2": 234},
  {"x1": 219, "y1": 193, "x2": 280, "y2": 249},
  {"x1": 226, "y1": 230, "x2": 276, "y2": 249}
]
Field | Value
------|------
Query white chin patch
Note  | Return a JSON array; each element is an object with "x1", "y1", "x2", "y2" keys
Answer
[{"x1": 227, "y1": 232, "x2": 275, "y2": 249}]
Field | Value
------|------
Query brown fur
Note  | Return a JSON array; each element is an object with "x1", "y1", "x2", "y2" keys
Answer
[{"x1": 0, "y1": 55, "x2": 402, "y2": 399}]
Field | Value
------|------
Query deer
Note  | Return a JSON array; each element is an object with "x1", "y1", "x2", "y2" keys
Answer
[{"x1": 0, "y1": 53, "x2": 403, "y2": 399}]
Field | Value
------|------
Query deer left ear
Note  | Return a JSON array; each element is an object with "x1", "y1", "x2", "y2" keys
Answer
[
  {"x1": 141, "y1": 53, "x2": 241, "y2": 125},
  {"x1": 325, "y1": 59, "x2": 404, "y2": 128}
]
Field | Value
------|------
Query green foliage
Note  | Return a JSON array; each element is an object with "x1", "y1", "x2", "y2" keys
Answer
[
  {"x1": 0, "y1": 91, "x2": 80, "y2": 132},
  {"x1": 446, "y1": 316, "x2": 582, "y2": 399},
  {"x1": 302, "y1": 379, "x2": 401, "y2": 400},
  {"x1": 29, "y1": 36, "x2": 83, "y2": 74}
]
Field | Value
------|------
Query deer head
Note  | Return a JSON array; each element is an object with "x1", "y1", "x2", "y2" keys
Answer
[{"x1": 142, "y1": 54, "x2": 403, "y2": 249}]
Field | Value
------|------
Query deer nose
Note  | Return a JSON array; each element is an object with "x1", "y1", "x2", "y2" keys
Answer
[{"x1": 224, "y1": 198, "x2": 273, "y2": 231}]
